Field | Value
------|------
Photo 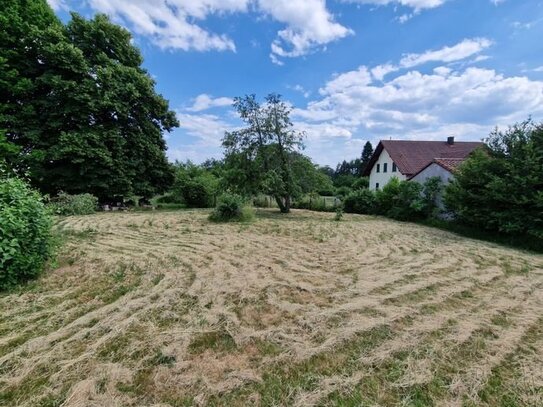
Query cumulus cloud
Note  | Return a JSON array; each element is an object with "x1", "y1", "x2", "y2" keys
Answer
[
  {"x1": 59, "y1": 0, "x2": 351, "y2": 61},
  {"x1": 176, "y1": 112, "x2": 236, "y2": 147},
  {"x1": 260, "y1": 0, "x2": 353, "y2": 63},
  {"x1": 369, "y1": 38, "x2": 492, "y2": 81},
  {"x1": 186, "y1": 94, "x2": 233, "y2": 112},
  {"x1": 291, "y1": 40, "x2": 543, "y2": 164}
]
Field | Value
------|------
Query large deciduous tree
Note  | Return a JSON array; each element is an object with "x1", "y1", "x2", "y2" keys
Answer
[
  {"x1": 223, "y1": 94, "x2": 304, "y2": 213},
  {"x1": 445, "y1": 119, "x2": 543, "y2": 238},
  {"x1": 0, "y1": 1, "x2": 178, "y2": 200}
]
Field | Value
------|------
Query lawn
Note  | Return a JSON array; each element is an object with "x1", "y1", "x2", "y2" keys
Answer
[{"x1": 1, "y1": 209, "x2": 542, "y2": 406}]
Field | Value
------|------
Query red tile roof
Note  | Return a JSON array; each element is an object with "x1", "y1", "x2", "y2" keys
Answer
[{"x1": 363, "y1": 140, "x2": 484, "y2": 177}]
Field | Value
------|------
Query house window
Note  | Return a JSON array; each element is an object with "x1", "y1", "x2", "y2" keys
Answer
[
  {"x1": 383, "y1": 163, "x2": 388, "y2": 173},
  {"x1": 376, "y1": 183, "x2": 380, "y2": 190},
  {"x1": 392, "y1": 163, "x2": 397, "y2": 172},
  {"x1": 376, "y1": 164, "x2": 380, "y2": 173}
]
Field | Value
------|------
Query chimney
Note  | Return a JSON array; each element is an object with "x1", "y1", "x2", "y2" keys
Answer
[{"x1": 447, "y1": 136, "x2": 455, "y2": 145}]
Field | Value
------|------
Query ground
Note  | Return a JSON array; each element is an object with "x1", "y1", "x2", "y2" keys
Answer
[{"x1": 1, "y1": 209, "x2": 542, "y2": 407}]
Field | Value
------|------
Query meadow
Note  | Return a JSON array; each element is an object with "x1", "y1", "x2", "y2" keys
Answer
[{"x1": 1, "y1": 209, "x2": 542, "y2": 406}]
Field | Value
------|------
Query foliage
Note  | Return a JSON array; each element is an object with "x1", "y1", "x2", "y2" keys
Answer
[
  {"x1": 352, "y1": 177, "x2": 369, "y2": 190},
  {"x1": 48, "y1": 192, "x2": 98, "y2": 216},
  {"x1": 209, "y1": 193, "x2": 255, "y2": 222},
  {"x1": 291, "y1": 154, "x2": 335, "y2": 196},
  {"x1": 292, "y1": 194, "x2": 339, "y2": 212},
  {"x1": 344, "y1": 177, "x2": 442, "y2": 220},
  {"x1": 223, "y1": 94, "x2": 304, "y2": 213},
  {"x1": 335, "y1": 186, "x2": 353, "y2": 198},
  {"x1": 385, "y1": 181, "x2": 425, "y2": 221},
  {"x1": 334, "y1": 207, "x2": 344, "y2": 222},
  {"x1": 0, "y1": 175, "x2": 52, "y2": 290},
  {"x1": 343, "y1": 189, "x2": 376, "y2": 214},
  {"x1": 445, "y1": 120, "x2": 543, "y2": 238},
  {"x1": 1, "y1": 1, "x2": 177, "y2": 200},
  {"x1": 173, "y1": 161, "x2": 220, "y2": 208}
]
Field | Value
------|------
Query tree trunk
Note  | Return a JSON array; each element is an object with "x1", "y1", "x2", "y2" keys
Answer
[{"x1": 274, "y1": 195, "x2": 290, "y2": 213}]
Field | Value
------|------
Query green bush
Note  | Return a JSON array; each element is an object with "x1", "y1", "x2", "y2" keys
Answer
[
  {"x1": 49, "y1": 192, "x2": 98, "y2": 215},
  {"x1": 445, "y1": 120, "x2": 543, "y2": 238},
  {"x1": 343, "y1": 188, "x2": 376, "y2": 214},
  {"x1": 386, "y1": 181, "x2": 425, "y2": 221},
  {"x1": 0, "y1": 177, "x2": 52, "y2": 290},
  {"x1": 209, "y1": 193, "x2": 255, "y2": 222},
  {"x1": 352, "y1": 177, "x2": 369, "y2": 190}
]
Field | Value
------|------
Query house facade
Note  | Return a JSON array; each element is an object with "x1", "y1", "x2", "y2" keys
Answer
[{"x1": 364, "y1": 137, "x2": 483, "y2": 191}]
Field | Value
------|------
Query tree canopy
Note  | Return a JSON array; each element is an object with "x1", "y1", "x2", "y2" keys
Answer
[
  {"x1": 0, "y1": 0, "x2": 178, "y2": 200},
  {"x1": 223, "y1": 94, "x2": 305, "y2": 213},
  {"x1": 445, "y1": 119, "x2": 543, "y2": 238}
]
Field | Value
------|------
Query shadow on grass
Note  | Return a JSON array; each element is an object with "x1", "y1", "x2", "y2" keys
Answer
[{"x1": 420, "y1": 219, "x2": 543, "y2": 254}]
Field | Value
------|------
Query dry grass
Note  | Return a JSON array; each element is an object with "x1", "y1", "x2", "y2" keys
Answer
[{"x1": 1, "y1": 209, "x2": 542, "y2": 406}]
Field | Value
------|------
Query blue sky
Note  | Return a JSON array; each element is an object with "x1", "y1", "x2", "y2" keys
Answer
[{"x1": 49, "y1": 0, "x2": 543, "y2": 166}]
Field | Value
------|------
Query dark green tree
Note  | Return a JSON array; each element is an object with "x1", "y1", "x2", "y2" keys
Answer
[
  {"x1": 360, "y1": 141, "x2": 374, "y2": 172},
  {"x1": 1, "y1": 1, "x2": 178, "y2": 200},
  {"x1": 445, "y1": 119, "x2": 543, "y2": 238},
  {"x1": 223, "y1": 94, "x2": 304, "y2": 213}
]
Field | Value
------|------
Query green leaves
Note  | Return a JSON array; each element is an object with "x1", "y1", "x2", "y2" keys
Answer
[
  {"x1": 1, "y1": 2, "x2": 177, "y2": 200},
  {"x1": 0, "y1": 176, "x2": 52, "y2": 290},
  {"x1": 445, "y1": 120, "x2": 543, "y2": 238}
]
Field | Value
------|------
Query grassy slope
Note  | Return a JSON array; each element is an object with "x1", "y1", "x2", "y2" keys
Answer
[{"x1": 0, "y1": 209, "x2": 542, "y2": 406}]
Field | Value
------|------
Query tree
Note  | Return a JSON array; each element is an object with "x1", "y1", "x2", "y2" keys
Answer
[
  {"x1": 361, "y1": 141, "x2": 374, "y2": 173},
  {"x1": 223, "y1": 94, "x2": 304, "y2": 213},
  {"x1": 1, "y1": 1, "x2": 178, "y2": 200},
  {"x1": 445, "y1": 119, "x2": 543, "y2": 238}
]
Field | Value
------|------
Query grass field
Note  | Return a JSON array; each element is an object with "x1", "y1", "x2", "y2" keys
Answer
[{"x1": 1, "y1": 209, "x2": 542, "y2": 406}]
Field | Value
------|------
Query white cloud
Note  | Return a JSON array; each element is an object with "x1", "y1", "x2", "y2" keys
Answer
[
  {"x1": 60, "y1": 0, "x2": 351, "y2": 61},
  {"x1": 259, "y1": 0, "x2": 353, "y2": 63},
  {"x1": 291, "y1": 47, "x2": 543, "y2": 164},
  {"x1": 176, "y1": 112, "x2": 236, "y2": 147},
  {"x1": 46, "y1": 0, "x2": 65, "y2": 10},
  {"x1": 85, "y1": 0, "x2": 247, "y2": 52},
  {"x1": 186, "y1": 94, "x2": 233, "y2": 112},
  {"x1": 368, "y1": 38, "x2": 491, "y2": 81},
  {"x1": 346, "y1": 0, "x2": 447, "y2": 12},
  {"x1": 533, "y1": 66, "x2": 543, "y2": 73},
  {"x1": 399, "y1": 38, "x2": 492, "y2": 68}
]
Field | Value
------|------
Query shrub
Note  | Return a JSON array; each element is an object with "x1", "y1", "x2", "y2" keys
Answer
[
  {"x1": 386, "y1": 181, "x2": 425, "y2": 221},
  {"x1": 0, "y1": 177, "x2": 52, "y2": 290},
  {"x1": 334, "y1": 207, "x2": 344, "y2": 221},
  {"x1": 49, "y1": 192, "x2": 98, "y2": 215},
  {"x1": 209, "y1": 193, "x2": 255, "y2": 222},
  {"x1": 352, "y1": 177, "x2": 369, "y2": 190},
  {"x1": 335, "y1": 186, "x2": 353, "y2": 199},
  {"x1": 155, "y1": 193, "x2": 183, "y2": 204},
  {"x1": 343, "y1": 188, "x2": 376, "y2": 214}
]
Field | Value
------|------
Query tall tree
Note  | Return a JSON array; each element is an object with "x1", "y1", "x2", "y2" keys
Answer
[
  {"x1": 0, "y1": 1, "x2": 178, "y2": 199},
  {"x1": 445, "y1": 119, "x2": 543, "y2": 237},
  {"x1": 223, "y1": 94, "x2": 304, "y2": 213},
  {"x1": 360, "y1": 141, "x2": 374, "y2": 172}
]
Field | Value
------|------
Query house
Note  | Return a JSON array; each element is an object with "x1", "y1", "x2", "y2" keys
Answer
[{"x1": 363, "y1": 137, "x2": 484, "y2": 191}]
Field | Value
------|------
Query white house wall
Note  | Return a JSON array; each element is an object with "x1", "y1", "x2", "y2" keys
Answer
[
  {"x1": 411, "y1": 163, "x2": 454, "y2": 209},
  {"x1": 369, "y1": 149, "x2": 406, "y2": 190}
]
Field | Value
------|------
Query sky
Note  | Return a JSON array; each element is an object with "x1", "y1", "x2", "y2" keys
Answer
[{"x1": 49, "y1": 0, "x2": 543, "y2": 167}]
